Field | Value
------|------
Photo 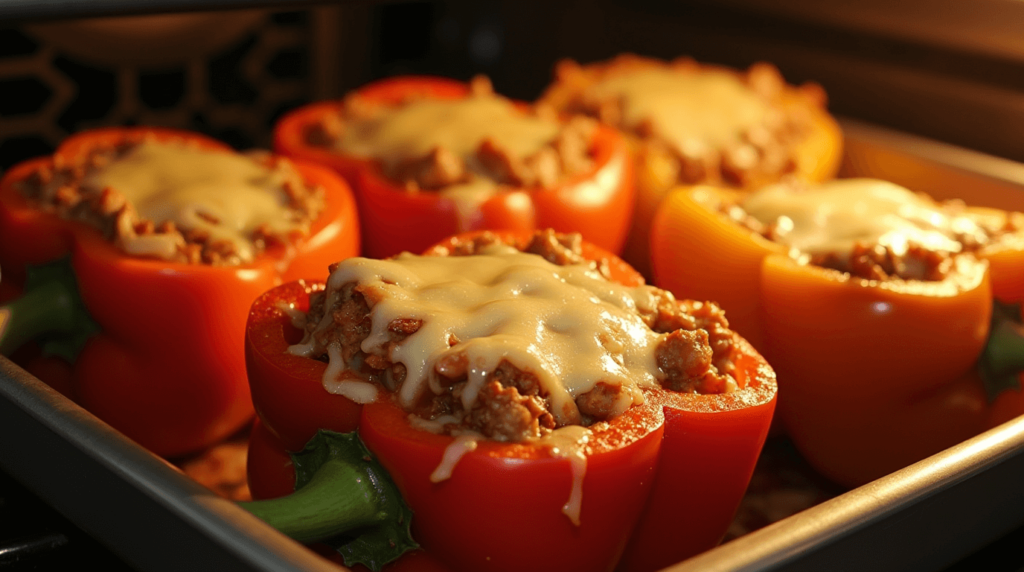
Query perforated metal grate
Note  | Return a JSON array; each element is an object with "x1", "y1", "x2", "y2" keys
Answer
[{"x1": 0, "y1": 9, "x2": 312, "y2": 170}]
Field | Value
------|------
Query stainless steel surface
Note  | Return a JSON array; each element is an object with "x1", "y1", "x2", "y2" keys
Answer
[
  {"x1": 666, "y1": 418, "x2": 1024, "y2": 571},
  {"x1": 1, "y1": 119, "x2": 1023, "y2": 572},
  {"x1": 840, "y1": 118, "x2": 1024, "y2": 210},
  {"x1": 0, "y1": 356, "x2": 338, "y2": 572}
]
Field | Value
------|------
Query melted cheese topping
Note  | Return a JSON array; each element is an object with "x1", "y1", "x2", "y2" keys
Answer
[
  {"x1": 742, "y1": 178, "x2": 982, "y2": 257},
  {"x1": 81, "y1": 141, "x2": 305, "y2": 263},
  {"x1": 583, "y1": 67, "x2": 769, "y2": 151},
  {"x1": 290, "y1": 244, "x2": 664, "y2": 425},
  {"x1": 334, "y1": 95, "x2": 560, "y2": 172}
]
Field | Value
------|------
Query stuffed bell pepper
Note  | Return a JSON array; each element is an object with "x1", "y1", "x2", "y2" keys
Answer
[
  {"x1": 242, "y1": 229, "x2": 777, "y2": 572},
  {"x1": 539, "y1": 54, "x2": 843, "y2": 276},
  {"x1": 273, "y1": 75, "x2": 634, "y2": 258},
  {"x1": 649, "y1": 177, "x2": 1024, "y2": 487},
  {"x1": 0, "y1": 126, "x2": 361, "y2": 457}
]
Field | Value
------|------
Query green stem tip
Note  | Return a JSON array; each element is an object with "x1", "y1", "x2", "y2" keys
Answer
[
  {"x1": 0, "y1": 257, "x2": 98, "y2": 360},
  {"x1": 238, "y1": 430, "x2": 417, "y2": 572},
  {"x1": 239, "y1": 458, "x2": 387, "y2": 544},
  {"x1": 980, "y1": 299, "x2": 1024, "y2": 400}
]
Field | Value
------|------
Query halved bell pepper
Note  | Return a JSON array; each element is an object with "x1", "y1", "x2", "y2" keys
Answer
[
  {"x1": 273, "y1": 76, "x2": 635, "y2": 258},
  {"x1": 243, "y1": 231, "x2": 777, "y2": 572},
  {"x1": 650, "y1": 185, "x2": 1024, "y2": 487},
  {"x1": 0, "y1": 126, "x2": 361, "y2": 457},
  {"x1": 537, "y1": 55, "x2": 844, "y2": 277}
]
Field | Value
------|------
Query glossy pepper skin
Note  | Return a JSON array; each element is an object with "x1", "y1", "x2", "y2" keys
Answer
[
  {"x1": 0, "y1": 127, "x2": 361, "y2": 458},
  {"x1": 649, "y1": 185, "x2": 1019, "y2": 487},
  {"x1": 273, "y1": 76, "x2": 635, "y2": 259},
  {"x1": 244, "y1": 231, "x2": 777, "y2": 572}
]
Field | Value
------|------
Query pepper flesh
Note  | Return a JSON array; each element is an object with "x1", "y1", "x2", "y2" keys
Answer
[
  {"x1": 0, "y1": 127, "x2": 361, "y2": 457},
  {"x1": 650, "y1": 185, "x2": 1020, "y2": 487},
  {"x1": 244, "y1": 231, "x2": 777, "y2": 572},
  {"x1": 273, "y1": 76, "x2": 635, "y2": 258}
]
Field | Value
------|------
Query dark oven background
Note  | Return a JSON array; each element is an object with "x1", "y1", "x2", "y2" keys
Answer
[{"x1": 3, "y1": 0, "x2": 1024, "y2": 172}]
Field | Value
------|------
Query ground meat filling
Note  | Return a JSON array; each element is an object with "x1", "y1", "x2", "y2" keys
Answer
[
  {"x1": 643, "y1": 291, "x2": 736, "y2": 394},
  {"x1": 18, "y1": 137, "x2": 324, "y2": 266},
  {"x1": 810, "y1": 243, "x2": 954, "y2": 282},
  {"x1": 722, "y1": 195, "x2": 1024, "y2": 282},
  {"x1": 426, "y1": 228, "x2": 614, "y2": 282},
  {"x1": 304, "y1": 281, "x2": 372, "y2": 365},
  {"x1": 432, "y1": 360, "x2": 556, "y2": 442},
  {"x1": 575, "y1": 382, "x2": 629, "y2": 423},
  {"x1": 303, "y1": 75, "x2": 597, "y2": 192},
  {"x1": 550, "y1": 55, "x2": 823, "y2": 188},
  {"x1": 302, "y1": 231, "x2": 739, "y2": 441}
]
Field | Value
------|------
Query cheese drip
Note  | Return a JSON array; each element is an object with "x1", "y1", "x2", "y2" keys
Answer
[
  {"x1": 291, "y1": 244, "x2": 664, "y2": 425},
  {"x1": 82, "y1": 141, "x2": 305, "y2": 263},
  {"x1": 542, "y1": 425, "x2": 592, "y2": 526},
  {"x1": 430, "y1": 434, "x2": 479, "y2": 483},
  {"x1": 582, "y1": 67, "x2": 769, "y2": 151},
  {"x1": 742, "y1": 178, "x2": 984, "y2": 258}
]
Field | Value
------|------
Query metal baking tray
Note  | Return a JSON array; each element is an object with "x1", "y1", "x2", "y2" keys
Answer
[{"x1": 2, "y1": 118, "x2": 1024, "y2": 572}]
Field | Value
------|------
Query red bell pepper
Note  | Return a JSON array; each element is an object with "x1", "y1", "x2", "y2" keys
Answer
[
  {"x1": 0, "y1": 126, "x2": 361, "y2": 458},
  {"x1": 242, "y1": 231, "x2": 777, "y2": 572},
  {"x1": 273, "y1": 76, "x2": 635, "y2": 259}
]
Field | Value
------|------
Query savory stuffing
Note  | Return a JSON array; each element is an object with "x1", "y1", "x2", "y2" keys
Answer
[
  {"x1": 545, "y1": 54, "x2": 824, "y2": 188},
  {"x1": 305, "y1": 76, "x2": 596, "y2": 193},
  {"x1": 293, "y1": 230, "x2": 740, "y2": 442},
  {"x1": 722, "y1": 178, "x2": 1024, "y2": 281},
  {"x1": 18, "y1": 135, "x2": 324, "y2": 266}
]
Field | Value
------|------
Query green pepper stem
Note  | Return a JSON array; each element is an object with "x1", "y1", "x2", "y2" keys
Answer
[
  {"x1": 244, "y1": 430, "x2": 417, "y2": 571},
  {"x1": 0, "y1": 279, "x2": 78, "y2": 356},
  {"x1": 984, "y1": 319, "x2": 1024, "y2": 376},
  {"x1": 238, "y1": 459, "x2": 387, "y2": 544}
]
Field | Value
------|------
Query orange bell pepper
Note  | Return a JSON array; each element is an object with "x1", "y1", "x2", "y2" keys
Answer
[
  {"x1": 0, "y1": 127, "x2": 361, "y2": 457},
  {"x1": 273, "y1": 76, "x2": 635, "y2": 258},
  {"x1": 538, "y1": 55, "x2": 844, "y2": 277},
  {"x1": 971, "y1": 206, "x2": 1024, "y2": 303},
  {"x1": 650, "y1": 184, "x2": 1024, "y2": 487},
  {"x1": 759, "y1": 255, "x2": 991, "y2": 486}
]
